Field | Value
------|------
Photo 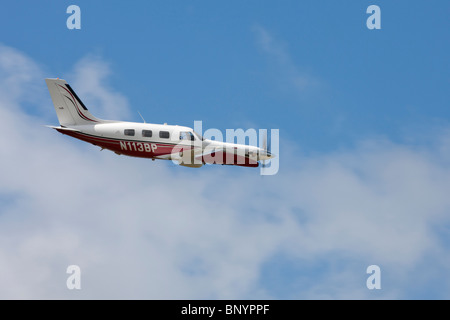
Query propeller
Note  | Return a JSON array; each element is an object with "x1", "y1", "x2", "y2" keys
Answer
[
  {"x1": 262, "y1": 133, "x2": 267, "y2": 169},
  {"x1": 260, "y1": 130, "x2": 271, "y2": 171}
]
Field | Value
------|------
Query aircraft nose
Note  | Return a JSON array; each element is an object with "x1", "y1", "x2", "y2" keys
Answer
[{"x1": 259, "y1": 149, "x2": 275, "y2": 160}]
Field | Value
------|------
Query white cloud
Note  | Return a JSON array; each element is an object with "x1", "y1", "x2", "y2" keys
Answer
[
  {"x1": 253, "y1": 25, "x2": 318, "y2": 93},
  {"x1": 0, "y1": 44, "x2": 449, "y2": 299},
  {"x1": 0, "y1": 44, "x2": 48, "y2": 123},
  {"x1": 69, "y1": 55, "x2": 131, "y2": 121}
]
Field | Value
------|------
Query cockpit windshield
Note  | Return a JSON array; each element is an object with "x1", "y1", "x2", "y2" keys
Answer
[
  {"x1": 179, "y1": 131, "x2": 204, "y2": 141},
  {"x1": 193, "y1": 131, "x2": 205, "y2": 141},
  {"x1": 179, "y1": 131, "x2": 195, "y2": 141}
]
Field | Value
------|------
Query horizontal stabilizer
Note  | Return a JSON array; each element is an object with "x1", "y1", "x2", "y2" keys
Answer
[{"x1": 45, "y1": 125, "x2": 80, "y2": 132}]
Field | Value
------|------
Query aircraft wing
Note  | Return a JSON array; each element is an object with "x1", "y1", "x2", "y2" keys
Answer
[{"x1": 195, "y1": 146, "x2": 259, "y2": 168}]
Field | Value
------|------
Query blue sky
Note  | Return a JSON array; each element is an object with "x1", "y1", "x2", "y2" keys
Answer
[
  {"x1": 2, "y1": 0, "x2": 449, "y2": 151},
  {"x1": 0, "y1": 1, "x2": 449, "y2": 299}
]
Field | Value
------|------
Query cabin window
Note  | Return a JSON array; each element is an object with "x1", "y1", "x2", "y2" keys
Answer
[
  {"x1": 179, "y1": 131, "x2": 195, "y2": 141},
  {"x1": 142, "y1": 130, "x2": 152, "y2": 137},
  {"x1": 124, "y1": 129, "x2": 135, "y2": 136},
  {"x1": 159, "y1": 131, "x2": 170, "y2": 139}
]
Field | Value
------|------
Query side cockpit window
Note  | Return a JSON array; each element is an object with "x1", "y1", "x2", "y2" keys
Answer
[{"x1": 124, "y1": 129, "x2": 135, "y2": 136}]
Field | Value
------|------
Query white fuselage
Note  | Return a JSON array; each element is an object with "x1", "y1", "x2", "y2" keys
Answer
[{"x1": 56, "y1": 121, "x2": 272, "y2": 168}]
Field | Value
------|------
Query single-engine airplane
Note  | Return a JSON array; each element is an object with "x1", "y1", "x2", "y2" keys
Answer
[{"x1": 45, "y1": 78, "x2": 274, "y2": 168}]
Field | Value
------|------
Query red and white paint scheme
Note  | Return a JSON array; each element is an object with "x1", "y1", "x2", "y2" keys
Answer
[{"x1": 46, "y1": 78, "x2": 274, "y2": 168}]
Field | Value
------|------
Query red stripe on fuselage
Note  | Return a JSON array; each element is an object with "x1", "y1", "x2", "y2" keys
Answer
[
  {"x1": 55, "y1": 130, "x2": 259, "y2": 167},
  {"x1": 200, "y1": 151, "x2": 259, "y2": 167},
  {"x1": 56, "y1": 129, "x2": 194, "y2": 159}
]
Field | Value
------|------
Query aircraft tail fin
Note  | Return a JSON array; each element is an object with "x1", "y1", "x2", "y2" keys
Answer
[{"x1": 45, "y1": 78, "x2": 103, "y2": 126}]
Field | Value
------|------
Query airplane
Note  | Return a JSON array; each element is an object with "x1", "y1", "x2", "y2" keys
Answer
[{"x1": 45, "y1": 78, "x2": 274, "y2": 168}]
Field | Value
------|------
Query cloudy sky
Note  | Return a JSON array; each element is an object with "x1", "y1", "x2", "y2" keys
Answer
[{"x1": 0, "y1": 1, "x2": 449, "y2": 299}]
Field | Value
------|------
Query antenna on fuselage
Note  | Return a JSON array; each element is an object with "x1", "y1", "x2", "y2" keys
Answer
[{"x1": 137, "y1": 111, "x2": 146, "y2": 123}]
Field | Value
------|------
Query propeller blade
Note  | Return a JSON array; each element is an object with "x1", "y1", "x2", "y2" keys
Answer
[
  {"x1": 262, "y1": 159, "x2": 267, "y2": 168},
  {"x1": 260, "y1": 130, "x2": 269, "y2": 173},
  {"x1": 263, "y1": 133, "x2": 267, "y2": 152}
]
